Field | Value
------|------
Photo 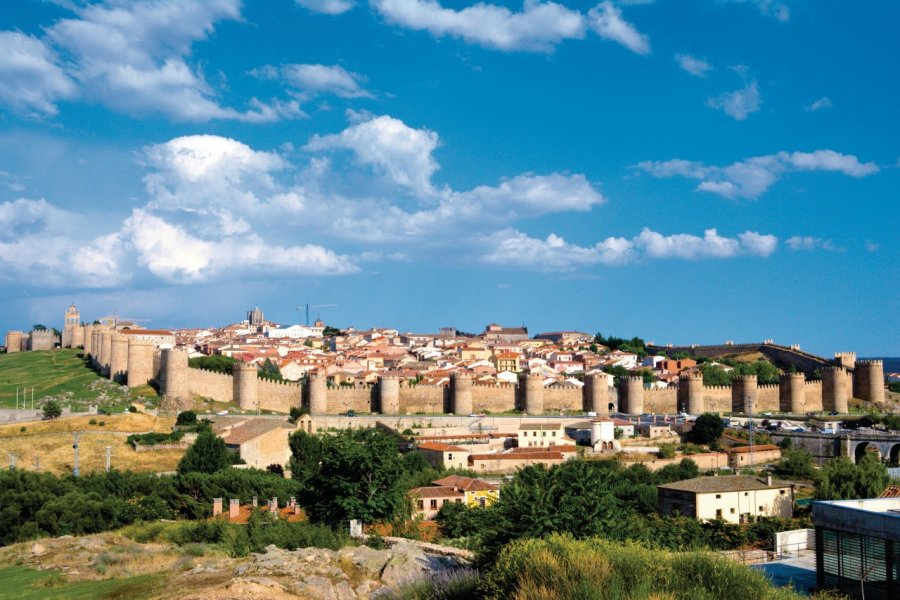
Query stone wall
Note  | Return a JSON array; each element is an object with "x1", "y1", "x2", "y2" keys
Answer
[
  {"x1": 257, "y1": 379, "x2": 301, "y2": 413},
  {"x1": 188, "y1": 368, "x2": 235, "y2": 404},
  {"x1": 398, "y1": 383, "x2": 448, "y2": 413},
  {"x1": 326, "y1": 385, "x2": 375, "y2": 414},
  {"x1": 543, "y1": 386, "x2": 583, "y2": 412},
  {"x1": 643, "y1": 388, "x2": 677, "y2": 413},
  {"x1": 471, "y1": 384, "x2": 516, "y2": 413}
]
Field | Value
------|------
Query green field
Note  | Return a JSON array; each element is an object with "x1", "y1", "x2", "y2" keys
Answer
[
  {"x1": 0, "y1": 349, "x2": 156, "y2": 411},
  {"x1": 0, "y1": 567, "x2": 166, "y2": 600}
]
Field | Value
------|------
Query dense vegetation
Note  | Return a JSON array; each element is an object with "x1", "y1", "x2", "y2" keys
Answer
[
  {"x1": 687, "y1": 413, "x2": 725, "y2": 444},
  {"x1": 593, "y1": 333, "x2": 647, "y2": 357},
  {"x1": 700, "y1": 358, "x2": 780, "y2": 386},
  {"x1": 188, "y1": 354, "x2": 237, "y2": 374}
]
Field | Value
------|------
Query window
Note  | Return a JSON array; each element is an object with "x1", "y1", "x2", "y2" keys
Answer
[
  {"x1": 758, "y1": 506, "x2": 764, "y2": 512},
  {"x1": 552, "y1": 431, "x2": 557, "y2": 437},
  {"x1": 448, "y1": 453, "x2": 453, "y2": 460},
  {"x1": 715, "y1": 494, "x2": 721, "y2": 499},
  {"x1": 455, "y1": 498, "x2": 462, "y2": 503},
  {"x1": 716, "y1": 509, "x2": 723, "y2": 518},
  {"x1": 417, "y1": 500, "x2": 423, "y2": 510},
  {"x1": 744, "y1": 492, "x2": 749, "y2": 496},
  {"x1": 730, "y1": 508, "x2": 735, "y2": 514},
  {"x1": 779, "y1": 490, "x2": 786, "y2": 495}
]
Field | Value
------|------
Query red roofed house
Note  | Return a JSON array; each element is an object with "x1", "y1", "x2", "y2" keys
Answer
[{"x1": 416, "y1": 441, "x2": 470, "y2": 470}]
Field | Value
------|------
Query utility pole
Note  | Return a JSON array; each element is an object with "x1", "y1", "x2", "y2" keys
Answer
[
  {"x1": 748, "y1": 400, "x2": 755, "y2": 473},
  {"x1": 31, "y1": 388, "x2": 34, "y2": 409},
  {"x1": 34, "y1": 456, "x2": 40, "y2": 472},
  {"x1": 8, "y1": 453, "x2": 15, "y2": 470},
  {"x1": 73, "y1": 432, "x2": 80, "y2": 477},
  {"x1": 105, "y1": 446, "x2": 111, "y2": 473}
]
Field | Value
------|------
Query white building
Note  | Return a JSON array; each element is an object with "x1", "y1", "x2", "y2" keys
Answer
[{"x1": 267, "y1": 324, "x2": 324, "y2": 339}]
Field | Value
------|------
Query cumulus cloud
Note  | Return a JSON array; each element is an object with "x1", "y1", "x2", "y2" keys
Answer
[
  {"x1": 676, "y1": 53, "x2": 711, "y2": 77},
  {"x1": 723, "y1": 0, "x2": 790, "y2": 22},
  {"x1": 262, "y1": 63, "x2": 372, "y2": 98},
  {"x1": 635, "y1": 149, "x2": 879, "y2": 199},
  {"x1": 296, "y1": 0, "x2": 356, "y2": 14},
  {"x1": 306, "y1": 115, "x2": 441, "y2": 196},
  {"x1": 588, "y1": 1, "x2": 651, "y2": 55},
  {"x1": 371, "y1": 0, "x2": 586, "y2": 52},
  {"x1": 36, "y1": 0, "x2": 300, "y2": 122},
  {"x1": 481, "y1": 227, "x2": 776, "y2": 271},
  {"x1": 0, "y1": 32, "x2": 76, "y2": 117},
  {"x1": 707, "y1": 79, "x2": 761, "y2": 120},
  {"x1": 807, "y1": 97, "x2": 832, "y2": 112},
  {"x1": 785, "y1": 236, "x2": 839, "y2": 252}
]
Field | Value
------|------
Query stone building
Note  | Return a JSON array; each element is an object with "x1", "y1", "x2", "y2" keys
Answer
[{"x1": 657, "y1": 474, "x2": 793, "y2": 524}]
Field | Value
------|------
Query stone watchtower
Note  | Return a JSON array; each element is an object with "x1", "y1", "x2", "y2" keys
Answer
[
  {"x1": 62, "y1": 304, "x2": 81, "y2": 348},
  {"x1": 4, "y1": 331, "x2": 24, "y2": 353},
  {"x1": 583, "y1": 373, "x2": 610, "y2": 416},
  {"x1": 99, "y1": 330, "x2": 113, "y2": 376},
  {"x1": 161, "y1": 348, "x2": 190, "y2": 409},
  {"x1": 520, "y1": 373, "x2": 545, "y2": 415},
  {"x1": 732, "y1": 375, "x2": 758, "y2": 414},
  {"x1": 854, "y1": 360, "x2": 885, "y2": 405},
  {"x1": 127, "y1": 339, "x2": 155, "y2": 388},
  {"x1": 233, "y1": 362, "x2": 258, "y2": 411},
  {"x1": 82, "y1": 324, "x2": 95, "y2": 356},
  {"x1": 779, "y1": 372, "x2": 805, "y2": 414},
  {"x1": 109, "y1": 333, "x2": 129, "y2": 383},
  {"x1": 678, "y1": 371, "x2": 704, "y2": 414},
  {"x1": 450, "y1": 372, "x2": 473, "y2": 416},
  {"x1": 821, "y1": 367, "x2": 849, "y2": 413},
  {"x1": 307, "y1": 372, "x2": 328, "y2": 414},
  {"x1": 619, "y1": 376, "x2": 644, "y2": 415},
  {"x1": 379, "y1": 374, "x2": 401, "y2": 415}
]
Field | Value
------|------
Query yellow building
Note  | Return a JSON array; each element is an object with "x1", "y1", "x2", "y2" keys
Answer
[
  {"x1": 491, "y1": 352, "x2": 521, "y2": 373},
  {"x1": 432, "y1": 475, "x2": 500, "y2": 508},
  {"x1": 410, "y1": 475, "x2": 500, "y2": 518}
]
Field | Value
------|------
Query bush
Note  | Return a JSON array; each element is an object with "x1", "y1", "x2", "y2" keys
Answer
[
  {"x1": 688, "y1": 413, "x2": 725, "y2": 445},
  {"x1": 89, "y1": 418, "x2": 97, "y2": 425},
  {"x1": 658, "y1": 443, "x2": 676, "y2": 459},
  {"x1": 176, "y1": 411, "x2": 197, "y2": 426},
  {"x1": 42, "y1": 400, "x2": 62, "y2": 420},
  {"x1": 177, "y1": 429, "x2": 231, "y2": 475}
]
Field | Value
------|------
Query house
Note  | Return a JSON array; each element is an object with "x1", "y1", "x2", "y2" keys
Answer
[
  {"x1": 432, "y1": 475, "x2": 500, "y2": 508},
  {"x1": 590, "y1": 418, "x2": 621, "y2": 453},
  {"x1": 410, "y1": 486, "x2": 464, "y2": 519},
  {"x1": 468, "y1": 446, "x2": 577, "y2": 474},
  {"x1": 637, "y1": 422, "x2": 674, "y2": 439},
  {"x1": 659, "y1": 358, "x2": 697, "y2": 373},
  {"x1": 218, "y1": 419, "x2": 296, "y2": 470},
  {"x1": 416, "y1": 442, "x2": 470, "y2": 470},
  {"x1": 517, "y1": 422, "x2": 568, "y2": 448},
  {"x1": 482, "y1": 323, "x2": 529, "y2": 343},
  {"x1": 812, "y1": 496, "x2": 900, "y2": 599},
  {"x1": 657, "y1": 475, "x2": 793, "y2": 524},
  {"x1": 490, "y1": 352, "x2": 521, "y2": 373},
  {"x1": 725, "y1": 444, "x2": 782, "y2": 469},
  {"x1": 410, "y1": 475, "x2": 500, "y2": 518}
]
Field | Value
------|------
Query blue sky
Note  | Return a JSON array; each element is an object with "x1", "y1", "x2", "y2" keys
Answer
[{"x1": 0, "y1": 0, "x2": 897, "y2": 356}]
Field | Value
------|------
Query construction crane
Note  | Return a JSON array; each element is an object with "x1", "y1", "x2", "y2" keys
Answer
[{"x1": 296, "y1": 303, "x2": 337, "y2": 326}]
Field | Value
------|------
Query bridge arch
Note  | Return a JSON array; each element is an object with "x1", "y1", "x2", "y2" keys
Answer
[
  {"x1": 889, "y1": 443, "x2": 900, "y2": 467},
  {"x1": 854, "y1": 441, "x2": 882, "y2": 464}
]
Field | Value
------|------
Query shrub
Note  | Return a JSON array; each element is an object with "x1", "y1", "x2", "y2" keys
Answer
[
  {"x1": 89, "y1": 418, "x2": 97, "y2": 425},
  {"x1": 98, "y1": 421, "x2": 105, "y2": 426},
  {"x1": 175, "y1": 411, "x2": 197, "y2": 426},
  {"x1": 42, "y1": 400, "x2": 62, "y2": 420},
  {"x1": 658, "y1": 443, "x2": 676, "y2": 459},
  {"x1": 19, "y1": 426, "x2": 26, "y2": 432}
]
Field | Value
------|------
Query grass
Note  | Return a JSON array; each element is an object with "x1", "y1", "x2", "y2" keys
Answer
[
  {"x1": 0, "y1": 349, "x2": 156, "y2": 411},
  {"x1": 0, "y1": 413, "x2": 181, "y2": 475},
  {"x1": 0, "y1": 566, "x2": 168, "y2": 600}
]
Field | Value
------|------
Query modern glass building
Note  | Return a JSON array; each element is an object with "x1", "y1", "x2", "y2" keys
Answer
[{"x1": 813, "y1": 498, "x2": 900, "y2": 599}]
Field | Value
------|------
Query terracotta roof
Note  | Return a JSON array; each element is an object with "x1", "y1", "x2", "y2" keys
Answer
[
  {"x1": 410, "y1": 486, "x2": 465, "y2": 499},
  {"x1": 432, "y1": 475, "x2": 499, "y2": 492},
  {"x1": 470, "y1": 451, "x2": 565, "y2": 461},
  {"x1": 726, "y1": 444, "x2": 780, "y2": 454},
  {"x1": 878, "y1": 485, "x2": 900, "y2": 498},
  {"x1": 658, "y1": 475, "x2": 790, "y2": 494},
  {"x1": 511, "y1": 445, "x2": 577, "y2": 454},
  {"x1": 221, "y1": 420, "x2": 291, "y2": 446},
  {"x1": 417, "y1": 442, "x2": 469, "y2": 453},
  {"x1": 518, "y1": 423, "x2": 563, "y2": 431}
]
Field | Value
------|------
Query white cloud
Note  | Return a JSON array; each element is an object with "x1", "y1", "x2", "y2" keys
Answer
[
  {"x1": 481, "y1": 227, "x2": 776, "y2": 270},
  {"x1": 306, "y1": 115, "x2": 441, "y2": 196},
  {"x1": 371, "y1": 0, "x2": 586, "y2": 52},
  {"x1": 0, "y1": 31, "x2": 76, "y2": 116},
  {"x1": 807, "y1": 97, "x2": 832, "y2": 112},
  {"x1": 278, "y1": 64, "x2": 372, "y2": 98},
  {"x1": 296, "y1": 0, "x2": 356, "y2": 14},
  {"x1": 723, "y1": 0, "x2": 790, "y2": 22},
  {"x1": 636, "y1": 149, "x2": 878, "y2": 199},
  {"x1": 588, "y1": 1, "x2": 651, "y2": 55},
  {"x1": 785, "y1": 236, "x2": 838, "y2": 252},
  {"x1": 675, "y1": 53, "x2": 711, "y2": 77},
  {"x1": 43, "y1": 0, "x2": 300, "y2": 122},
  {"x1": 707, "y1": 79, "x2": 761, "y2": 120}
]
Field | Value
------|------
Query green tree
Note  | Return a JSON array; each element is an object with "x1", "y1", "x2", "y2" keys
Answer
[
  {"x1": 687, "y1": 413, "x2": 725, "y2": 445},
  {"x1": 42, "y1": 400, "x2": 62, "y2": 420},
  {"x1": 658, "y1": 443, "x2": 676, "y2": 459},
  {"x1": 258, "y1": 358, "x2": 283, "y2": 382},
  {"x1": 291, "y1": 429, "x2": 405, "y2": 525},
  {"x1": 32, "y1": 324, "x2": 47, "y2": 331},
  {"x1": 778, "y1": 448, "x2": 815, "y2": 479},
  {"x1": 815, "y1": 453, "x2": 890, "y2": 500},
  {"x1": 175, "y1": 410, "x2": 197, "y2": 426},
  {"x1": 177, "y1": 429, "x2": 231, "y2": 475},
  {"x1": 322, "y1": 326, "x2": 342, "y2": 337},
  {"x1": 188, "y1": 354, "x2": 238, "y2": 374}
]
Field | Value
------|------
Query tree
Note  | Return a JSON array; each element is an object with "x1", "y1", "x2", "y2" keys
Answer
[
  {"x1": 32, "y1": 324, "x2": 47, "y2": 331},
  {"x1": 687, "y1": 413, "x2": 724, "y2": 445},
  {"x1": 189, "y1": 354, "x2": 238, "y2": 374},
  {"x1": 322, "y1": 326, "x2": 342, "y2": 337},
  {"x1": 658, "y1": 443, "x2": 676, "y2": 459},
  {"x1": 815, "y1": 453, "x2": 890, "y2": 500},
  {"x1": 778, "y1": 448, "x2": 815, "y2": 479},
  {"x1": 290, "y1": 428, "x2": 405, "y2": 525},
  {"x1": 258, "y1": 358, "x2": 283, "y2": 382},
  {"x1": 42, "y1": 400, "x2": 62, "y2": 420},
  {"x1": 177, "y1": 429, "x2": 231, "y2": 475},
  {"x1": 175, "y1": 410, "x2": 197, "y2": 426}
]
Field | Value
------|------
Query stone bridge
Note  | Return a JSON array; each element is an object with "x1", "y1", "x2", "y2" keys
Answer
[{"x1": 770, "y1": 431, "x2": 900, "y2": 465}]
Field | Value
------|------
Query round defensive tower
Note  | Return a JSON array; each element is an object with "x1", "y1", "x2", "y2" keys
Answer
[
  {"x1": 161, "y1": 348, "x2": 189, "y2": 404},
  {"x1": 93, "y1": 330, "x2": 104, "y2": 367},
  {"x1": 233, "y1": 362, "x2": 258, "y2": 411},
  {"x1": 307, "y1": 372, "x2": 328, "y2": 414},
  {"x1": 732, "y1": 375, "x2": 758, "y2": 414},
  {"x1": 821, "y1": 367, "x2": 848, "y2": 414},
  {"x1": 620, "y1": 376, "x2": 644, "y2": 415},
  {"x1": 450, "y1": 371, "x2": 473, "y2": 416},
  {"x1": 82, "y1": 325, "x2": 94, "y2": 357},
  {"x1": 4, "y1": 331, "x2": 24, "y2": 354},
  {"x1": 521, "y1": 373, "x2": 545, "y2": 415},
  {"x1": 583, "y1": 373, "x2": 609, "y2": 416},
  {"x1": 99, "y1": 330, "x2": 113, "y2": 375},
  {"x1": 854, "y1": 360, "x2": 885, "y2": 405},
  {"x1": 379, "y1": 374, "x2": 401, "y2": 415},
  {"x1": 779, "y1": 372, "x2": 805, "y2": 414},
  {"x1": 109, "y1": 333, "x2": 129, "y2": 382},
  {"x1": 127, "y1": 339, "x2": 155, "y2": 388},
  {"x1": 678, "y1": 371, "x2": 704, "y2": 414}
]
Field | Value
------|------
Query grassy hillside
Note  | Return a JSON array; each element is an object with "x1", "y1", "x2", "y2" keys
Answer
[
  {"x1": 0, "y1": 413, "x2": 180, "y2": 475},
  {"x1": 0, "y1": 349, "x2": 157, "y2": 411}
]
